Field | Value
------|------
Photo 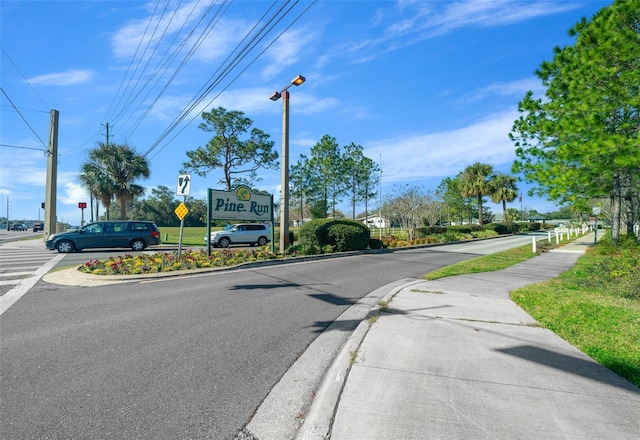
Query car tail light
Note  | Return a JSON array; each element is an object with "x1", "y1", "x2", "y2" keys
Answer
[{"x1": 152, "y1": 230, "x2": 159, "y2": 238}]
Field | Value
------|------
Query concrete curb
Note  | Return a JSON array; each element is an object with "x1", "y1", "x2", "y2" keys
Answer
[
  {"x1": 295, "y1": 279, "x2": 425, "y2": 440},
  {"x1": 236, "y1": 279, "x2": 417, "y2": 440}
]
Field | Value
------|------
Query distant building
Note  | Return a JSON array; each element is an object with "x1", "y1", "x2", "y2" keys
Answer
[
  {"x1": 359, "y1": 214, "x2": 389, "y2": 229},
  {"x1": 527, "y1": 215, "x2": 546, "y2": 223}
]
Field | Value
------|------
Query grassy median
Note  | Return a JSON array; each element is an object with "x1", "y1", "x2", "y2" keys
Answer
[{"x1": 423, "y1": 234, "x2": 640, "y2": 388}]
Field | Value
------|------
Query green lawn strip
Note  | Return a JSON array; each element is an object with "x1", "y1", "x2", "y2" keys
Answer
[
  {"x1": 511, "y1": 273, "x2": 640, "y2": 387},
  {"x1": 422, "y1": 235, "x2": 640, "y2": 388},
  {"x1": 159, "y1": 227, "x2": 207, "y2": 246},
  {"x1": 424, "y1": 243, "x2": 538, "y2": 280}
]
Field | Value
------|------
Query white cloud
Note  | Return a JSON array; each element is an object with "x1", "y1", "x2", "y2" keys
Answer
[
  {"x1": 461, "y1": 77, "x2": 545, "y2": 102},
  {"x1": 366, "y1": 108, "x2": 519, "y2": 184},
  {"x1": 260, "y1": 28, "x2": 318, "y2": 79},
  {"x1": 27, "y1": 69, "x2": 94, "y2": 86},
  {"x1": 340, "y1": 0, "x2": 582, "y2": 63},
  {"x1": 59, "y1": 181, "x2": 89, "y2": 206}
]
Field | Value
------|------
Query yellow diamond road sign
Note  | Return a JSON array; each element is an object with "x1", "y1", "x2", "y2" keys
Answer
[{"x1": 175, "y1": 202, "x2": 188, "y2": 220}]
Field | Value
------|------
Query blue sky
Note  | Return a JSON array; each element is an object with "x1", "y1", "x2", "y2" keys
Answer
[{"x1": 1, "y1": 0, "x2": 611, "y2": 224}]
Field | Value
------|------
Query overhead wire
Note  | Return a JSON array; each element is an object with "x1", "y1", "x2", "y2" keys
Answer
[
  {"x1": 122, "y1": 0, "x2": 230, "y2": 141},
  {"x1": 1, "y1": 47, "x2": 50, "y2": 110},
  {"x1": 103, "y1": 0, "x2": 164, "y2": 124},
  {"x1": 0, "y1": 87, "x2": 48, "y2": 152},
  {"x1": 100, "y1": 0, "x2": 316, "y2": 164},
  {"x1": 146, "y1": 0, "x2": 314, "y2": 159},
  {"x1": 109, "y1": 0, "x2": 182, "y2": 126}
]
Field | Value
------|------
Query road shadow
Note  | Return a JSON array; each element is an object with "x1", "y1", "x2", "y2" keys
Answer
[{"x1": 496, "y1": 345, "x2": 640, "y2": 393}]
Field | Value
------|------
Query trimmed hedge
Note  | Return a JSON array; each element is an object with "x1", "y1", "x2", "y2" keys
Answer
[
  {"x1": 483, "y1": 222, "x2": 521, "y2": 235},
  {"x1": 526, "y1": 222, "x2": 541, "y2": 231},
  {"x1": 299, "y1": 219, "x2": 371, "y2": 252},
  {"x1": 446, "y1": 224, "x2": 482, "y2": 234},
  {"x1": 416, "y1": 226, "x2": 447, "y2": 237}
]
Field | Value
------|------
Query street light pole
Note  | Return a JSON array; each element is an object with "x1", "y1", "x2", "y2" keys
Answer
[
  {"x1": 270, "y1": 75, "x2": 305, "y2": 254},
  {"x1": 280, "y1": 89, "x2": 290, "y2": 254}
]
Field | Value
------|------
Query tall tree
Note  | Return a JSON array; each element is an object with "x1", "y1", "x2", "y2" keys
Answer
[
  {"x1": 490, "y1": 173, "x2": 519, "y2": 222},
  {"x1": 182, "y1": 107, "x2": 278, "y2": 190},
  {"x1": 342, "y1": 143, "x2": 380, "y2": 219},
  {"x1": 436, "y1": 176, "x2": 472, "y2": 224},
  {"x1": 290, "y1": 156, "x2": 313, "y2": 225},
  {"x1": 305, "y1": 135, "x2": 347, "y2": 218},
  {"x1": 459, "y1": 162, "x2": 494, "y2": 225},
  {"x1": 80, "y1": 142, "x2": 150, "y2": 220},
  {"x1": 511, "y1": 0, "x2": 640, "y2": 241}
]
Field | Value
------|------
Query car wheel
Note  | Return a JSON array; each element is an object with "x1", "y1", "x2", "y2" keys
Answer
[
  {"x1": 131, "y1": 239, "x2": 146, "y2": 251},
  {"x1": 257, "y1": 236, "x2": 268, "y2": 246},
  {"x1": 218, "y1": 237, "x2": 231, "y2": 248},
  {"x1": 56, "y1": 240, "x2": 75, "y2": 253}
]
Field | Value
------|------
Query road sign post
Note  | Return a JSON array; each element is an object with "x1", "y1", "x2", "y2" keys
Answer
[
  {"x1": 78, "y1": 202, "x2": 87, "y2": 226},
  {"x1": 174, "y1": 202, "x2": 189, "y2": 258}
]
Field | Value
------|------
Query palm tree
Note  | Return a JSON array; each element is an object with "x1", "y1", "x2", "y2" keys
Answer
[
  {"x1": 459, "y1": 162, "x2": 494, "y2": 225},
  {"x1": 490, "y1": 173, "x2": 519, "y2": 222},
  {"x1": 80, "y1": 142, "x2": 150, "y2": 220}
]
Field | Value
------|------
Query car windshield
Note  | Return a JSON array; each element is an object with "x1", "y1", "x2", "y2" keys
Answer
[{"x1": 223, "y1": 225, "x2": 234, "y2": 230}]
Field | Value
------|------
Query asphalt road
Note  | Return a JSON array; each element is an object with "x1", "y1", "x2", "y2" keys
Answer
[{"x1": 0, "y1": 234, "x2": 542, "y2": 440}]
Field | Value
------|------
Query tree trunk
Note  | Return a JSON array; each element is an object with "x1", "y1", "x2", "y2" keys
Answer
[{"x1": 611, "y1": 173, "x2": 622, "y2": 243}]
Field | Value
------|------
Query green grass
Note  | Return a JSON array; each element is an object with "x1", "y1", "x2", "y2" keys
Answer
[
  {"x1": 158, "y1": 226, "x2": 208, "y2": 246},
  {"x1": 158, "y1": 226, "x2": 297, "y2": 247},
  {"x1": 422, "y1": 234, "x2": 640, "y2": 387},
  {"x1": 424, "y1": 243, "x2": 540, "y2": 280}
]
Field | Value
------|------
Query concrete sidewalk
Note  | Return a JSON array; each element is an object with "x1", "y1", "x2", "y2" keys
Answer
[{"x1": 298, "y1": 233, "x2": 640, "y2": 439}]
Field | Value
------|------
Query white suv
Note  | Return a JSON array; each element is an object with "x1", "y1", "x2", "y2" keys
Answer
[{"x1": 205, "y1": 224, "x2": 271, "y2": 248}]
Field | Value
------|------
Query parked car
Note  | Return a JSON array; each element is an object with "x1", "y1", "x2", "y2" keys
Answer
[
  {"x1": 32, "y1": 222, "x2": 43, "y2": 232},
  {"x1": 204, "y1": 223, "x2": 271, "y2": 248},
  {"x1": 10, "y1": 223, "x2": 28, "y2": 231},
  {"x1": 46, "y1": 220, "x2": 161, "y2": 253}
]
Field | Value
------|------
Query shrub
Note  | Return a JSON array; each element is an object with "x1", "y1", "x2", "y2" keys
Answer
[
  {"x1": 526, "y1": 222, "x2": 541, "y2": 231},
  {"x1": 416, "y1": 226, "x2": 447, "y2": 237},
  {"x1": 472, "y1": 230, "x2": 499, "y2": 238},
  {"x1": 483, "y1": 222, "x2": 521, "y2": 235},
  {"x1": 446, "y1": 224, "x2": 482, "y2": 234},
  {"x1": 328, "y1": 223, "x2": 370, "y2": 251},
  {"x1": 299, "y1": 219, "x2": 370, "y2": 252},
  {"x1": 369, "y1": 238, "x2": 384, "y2": 249}
]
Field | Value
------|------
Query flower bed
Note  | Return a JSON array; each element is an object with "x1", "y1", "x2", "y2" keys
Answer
[{"x1": 79, "y1": 247, "x2": 278, "y2": 275}]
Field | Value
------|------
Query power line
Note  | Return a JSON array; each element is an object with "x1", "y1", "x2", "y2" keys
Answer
[
  {"x1": 0, "y1": 87, "x2": 48, "y2": 151},
  {"x1": 146, "y1": 0, "x2": 316, "y2": 159},
  {"x1": 0, "y1": 47, "x2": 50, "y2": 110},
  {"x1": 120, "y1": 0, "x2": 229, "y2": 139},
  {"x1": 103, "y1": 0, "x2": 165, "y2": 123}
]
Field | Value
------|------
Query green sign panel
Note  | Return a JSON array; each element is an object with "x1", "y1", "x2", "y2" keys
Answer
[{"x1": 208, "y1": 186, "x2": 273, "y2": 221}]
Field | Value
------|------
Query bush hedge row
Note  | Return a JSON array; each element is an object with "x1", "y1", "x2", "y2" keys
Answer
[{"x1": 299, "y1": 218, "x2": 371, "y2": 252}]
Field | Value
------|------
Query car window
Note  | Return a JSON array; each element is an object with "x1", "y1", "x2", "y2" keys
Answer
[
  {"x1": 83, "y1": 223, "x2": 102, "y2": 233},
  {"x1": 110, "y1": 222, "x2": 128, "y2": 232},
  {"x1": 130, "y1": 222, "x2": 150, "y2": 231}
]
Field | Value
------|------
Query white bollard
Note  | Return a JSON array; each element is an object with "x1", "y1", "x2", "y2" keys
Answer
[
  {"x1": 548, "y1": 231, "x2": 552, "y2": 243},
  {"x1": 555, "y1": 230, "x2": 560, "y2": 244},
  {"x1": 532, "y1": 236, "x2": 537, "y2": 253}
]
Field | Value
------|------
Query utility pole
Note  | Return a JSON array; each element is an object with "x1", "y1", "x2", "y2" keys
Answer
[
  {"x1": 44, "y1": 109, "x2": 59, "y2": 239},
  {"x1": 103, "y1": 122, "x2": 111, "y2": 145}
]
